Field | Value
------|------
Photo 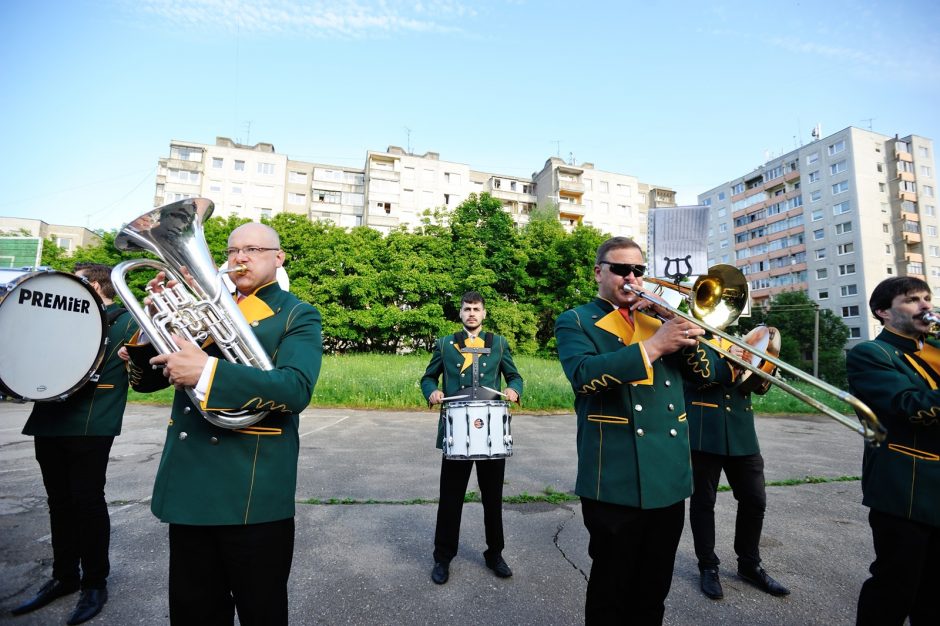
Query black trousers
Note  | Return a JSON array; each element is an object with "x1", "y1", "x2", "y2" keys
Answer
[
  {"x1": 581, "y1": 497, "x2": 685, "y2": 626},
  {"x1": 168, "y1": 518, "x2": 295, "y2": 626},
  {"x1": 34, "y1": 435, "x2": 115, "y2": 590},
  {"x1": 856, "y1": 509, "x2": 940, "y2": 626},
  {"x1": 433, "y1": 457, "x2": 505, "y2": 564},
  {"x1": 689, "y1": 450, "x2": 766, "y2": 571}
]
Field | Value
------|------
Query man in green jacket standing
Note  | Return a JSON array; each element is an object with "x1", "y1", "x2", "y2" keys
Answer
[
  {"x1": 13, "y1": 263, "x2": 138, "y2": 625},
  {"x1": 847, "y1": 276, "x2": 940, "y2": 625},
  {"x1": 555, "y1": 237, "x2": 708, "y2": 625},
  {"x1": 126, "y1": 222, "x2": 322, "y2": 626},
  {"x1": 685, "y1": 334, "x2": 790, "y2": 600},
  {"x1": 421, "y1": 291, "x2": 523, "y2": 585}
]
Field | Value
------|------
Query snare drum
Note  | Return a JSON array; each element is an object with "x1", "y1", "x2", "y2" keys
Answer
[
  {"x1": 441, "y1": 399, "x2": 513, "y2": 460},
  {"x1": 0, "y1": 269, "x2": 108, "y2": 401}
]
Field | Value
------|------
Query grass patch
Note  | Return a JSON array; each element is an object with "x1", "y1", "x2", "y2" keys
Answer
[
  {"x1": 128, "y1": 352, "x2": 856, "y2": 416},
  {"x1": 717, "y1": 475, "x2": 860, "y2": 492},
  {"x1": 298, "y1": 486, "x2": 578, "y2": 506}
]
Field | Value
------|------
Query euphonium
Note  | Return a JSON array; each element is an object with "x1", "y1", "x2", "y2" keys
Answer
[
  {"x1": 919, "y1": 310, "x2": 940, "y2": 337},
  {"x1": 111, "y1": 198, "x2": 274, "y2": 429}
]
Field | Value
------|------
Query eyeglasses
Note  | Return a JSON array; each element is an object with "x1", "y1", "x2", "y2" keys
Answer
[
  {"x1": 599, "y1": 261, "x2": 646, "y2": 278},
  {"x1": 224, "y1": 246, "x2": 280, "y2": 258}
]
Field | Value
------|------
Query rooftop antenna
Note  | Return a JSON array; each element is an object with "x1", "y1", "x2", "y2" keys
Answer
[
  {"x1": 404, "y1": 126, "x2": 412, "y2": 154},
  {"x1": 568, "y1": 151, "x2": 575, "y2": 165},
  {"x1": 244, "y1": 120, "x2": 252, "y2": 145},
  {"x1": 551, "y1": 140, "x2": 561, "y2": 157},
  {"x1": 860, "y1": 118, "x2": 875, "y2": 131},
  {"x1": 811, "y1": 123, "x2": 822, "y2": 141}
]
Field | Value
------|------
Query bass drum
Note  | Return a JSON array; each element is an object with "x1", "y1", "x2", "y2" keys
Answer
[{"x1": 0, "y1": 269, "x2": 108, "y2": 401}]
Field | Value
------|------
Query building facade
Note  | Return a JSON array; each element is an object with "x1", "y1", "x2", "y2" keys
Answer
[
  {"x1": 0, "y1": 217, "x2": 102, "y2": 257},
  {"x1": 155, "y1": 138, "x2": 675, "y2": 248},
  {"x1": 698, "y1": 126, "x2": 938, "y2": 345}
]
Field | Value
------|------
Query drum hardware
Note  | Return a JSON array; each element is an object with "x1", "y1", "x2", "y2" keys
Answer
[
  {"x1": 0, "y1": 268, "x2": 108, "y2": 402},
  {"x1": 111, "y1": 197, "x2": 276, "y2": 430},
  {"x1": 625, "y1": 263, "x2": 886, "y2": 444}
]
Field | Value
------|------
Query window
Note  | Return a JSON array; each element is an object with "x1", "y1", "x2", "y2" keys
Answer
[
  {"x1": 840, "y1": 284, "x2": 858, "y2": 296},
  {"x1": 231, "y1": 185, "x2": 242, "y2": 194},
  {"x1": 909, "y1": 262, "x2": 924, "y2": 274},
  {"x1": 717, "y1": 207, "x2": 727, "y2": 218},
  {"x1": 257, "y1": 162, "x2": 275, "y2": 175},
  {"x1": 171, "y1": 146, "x2": 202, "y2": 161},
  {"x1": 919, "y1": 146, "x2": 930, "y2": 158},
  {"x1": 719, "y1": 239, "x2": 729, "y2": 249},
  {"x1": 832, "y1": 181, "x2": 849, "y2": 195},
  {"x1": 828, "y1": 139, "x2": 846, "y2": 155},
  {"x1": 168, "y1": 168, "x2": 200, "y2": 183},
  {"x1": 921, "y1": 166, "x2": 932, "y2": 177},
  {"x1": 259, "y1": 208, "x2": 272, "y2": 219},
  {"x1": 289, "y1": 171, "x2": 306, "y2": 184},
  {"x1": 599, "y1": 181, "x2": 609, "y2": 193},
  {"x1": 849, "y1": 327, "x2": 861, "y2": 339},
  {"x1": 877, "y1": 162, "x2": 884, "y2": 173},
  {"x1": 930, "y1": 245, "x2": 940, "y2": 257},
  {"x1": 288, "y1": 192, "x2": 306, "y2": 205},
  {"x1": 718, "y1": 191, "x2": 726, "y2": 200},
  {"x1": 55, "y1": 237, "x2": 72, "y2": 251},
  {"x1": 841, "y1": 305, "x2": 860, "y2": 318},
  {"x1": 928, "y1": 225, "x2": 938, "y2": 237},
  {"x1": 885, "y1": 244, "x2": 891, "y2": 254},
  {"x1": 732, "y1": 182, "x2": 745, "y2": 194},
  {"x1": 813, "y1": 228, "x2": 825, "y2": 240},
  {"x1": 815, "y1": 248, "x2": 827, "y2": 260},
  {"x1": 811, "y1": 208, "x2": 824, "y2": 221},
  {"x1": 926, "y1": 205, "x2": 937, "y2": 217},
  {"x1": 816, "y1": 268, "x2": 828, "y2": 279},
  {"x1": 879, "y1": 182, "x2": 886, "y2": 193},
  {"x1": 314, "y1": 189, "x2": 342, "y2": 204},
  {"x1": 807, "y1": 153, "x2": 819, "y2": 165},
  {"x1": 830, "y1": 160, "x2": 847, "y2": 175},
  {"x1": 834, "y1": 221, "x2": 853, "y2": 235},
  {"x1": 818, "y1": 289, "x2": 829, "y2": 300},
  {"x1": 234, "y1": 160, "x2": 245, "y2": 171},
  {"x1": 212, "y1": 157, "x2": 223, "y2": 169},
  {"x1": 924, "y1": 185, "x2": 936, "y2": 198},
  {"x1": 832, "y1": 201, "x2": 851, "y2": 215},
  {"x1": 811, "y1": 190, "x2": 822, "y2": 203},
  {"x1": 839, "y1": 263, "x2": 856, "y2": 275},
  {"x1": 808, "y1": 170, "x2": 820, "y2": 183},
  {"x1": 719, "y1": 223, "x2": 728, "y2": 233},
  {"x1": 838, "y1": 243, "x2": 854, "y2": 255}
]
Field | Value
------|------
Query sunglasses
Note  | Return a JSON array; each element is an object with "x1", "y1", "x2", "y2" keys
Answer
[{"x1": 599, "y1": 261, "x2": 646, "y2": 278}]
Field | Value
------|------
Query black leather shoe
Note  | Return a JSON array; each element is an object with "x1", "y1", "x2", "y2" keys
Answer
[
  {"x1": 738, "y1": 566, "x2": 790, "y2": 596},
  {"x1": 700, "y1": 568, "x2": 723, "y2": 599},
  {"x1": 11, "y1": 578, "x2": 80, "y2": 615},
  {"x1": 66, "y1": 588, "x2": 108, "y2": 625},
  {"x1": 431, "y1": 562, "x2": 449, "y2": 585},
  {"x1": 486, "y1": 557, "x2": 513, "y2": 578}
]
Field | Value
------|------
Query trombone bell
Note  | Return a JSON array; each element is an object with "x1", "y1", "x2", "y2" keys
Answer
[{"x1": 690, "y1": 264, "x2": 749, "y2": 330}]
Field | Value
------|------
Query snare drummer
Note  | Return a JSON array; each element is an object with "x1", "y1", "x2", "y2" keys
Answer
[
  {"x1": 420, "y1": 291, "x2": 523, "y2": 585},
  {"x1": 14, "y1": 264, "x2": 137, "y2": 625}
]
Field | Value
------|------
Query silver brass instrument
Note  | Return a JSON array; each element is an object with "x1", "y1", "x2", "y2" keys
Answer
[
  {"x1": 920, "y1": 310, "x2": 940, "y2": 337},
  {"x1": 111, "y1": 198, "x2": 274, "y2": 429},
  {"x1": 627, "y1": 264, "x2": 886, "y2": 444}
]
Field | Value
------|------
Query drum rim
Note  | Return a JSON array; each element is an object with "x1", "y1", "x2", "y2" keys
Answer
[{"x1": 0, "y1": 269, "x2": 109, "y2": 401}]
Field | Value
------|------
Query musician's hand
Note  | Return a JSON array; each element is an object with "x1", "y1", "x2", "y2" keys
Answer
[
  {"x1": 505, "y1": 388, "x2": 520, "y2": 404},
  {"x1": 150, "y1": 335, "x2": 208, "y2": 388},
  {"x1": 428, "y1": 390, "x2": 445, "y2": 406},
  {"x1": 641, "y1": 318, "x2": 703, "y2": 362},
  {"x1": 117, "y1": 346, "x2": 130, "y2": 362}
]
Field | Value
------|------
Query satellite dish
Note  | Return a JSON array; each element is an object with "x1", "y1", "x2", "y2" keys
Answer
[{"x1": 219, "y1": 261, "x2": 290, "y2": 293}]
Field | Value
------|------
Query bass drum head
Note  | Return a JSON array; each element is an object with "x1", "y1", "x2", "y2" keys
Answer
[{"x1": 0, "y1": 270, "x2": 108, "y2": 401}]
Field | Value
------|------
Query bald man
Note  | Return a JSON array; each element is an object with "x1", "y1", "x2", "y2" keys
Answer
[{"x1": 125, "y1": 222, "x2": 322, "y2": 626}]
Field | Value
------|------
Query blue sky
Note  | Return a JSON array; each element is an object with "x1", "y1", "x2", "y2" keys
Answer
[{"x1": 1, "y1": 0, "x2": 938, "y2": 231}]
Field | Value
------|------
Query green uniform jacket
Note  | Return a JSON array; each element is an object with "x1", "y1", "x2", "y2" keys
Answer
[
  {"x1": 24, "y1": 304, "x2": 138, "y2": 437},
  {"x1": 127, "y1": 282, "x2": 322, "y2": 526},
  {"x1": 685, "y1": 339, "x2": 761, "y2": 457},
  {"x1": 846, "y1": 328, "x2": 940, "y2": 528},
  {"x1": 420, "y1": 330, "x2": 524, "y2": 449},
  {"x1": 555, "y1": 298, "x2": 718, "y2": 509}
]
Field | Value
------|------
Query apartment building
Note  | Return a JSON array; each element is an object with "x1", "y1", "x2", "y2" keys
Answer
[
  {"x1": 0, "y1": 217, "x2": 102, "y2": 257},
  {"x1": 155, "y1": 138, "x2": 674, "y2": 247},
  {"x1": 698, "y1": 126, "x2": 938, "y2": 345}
]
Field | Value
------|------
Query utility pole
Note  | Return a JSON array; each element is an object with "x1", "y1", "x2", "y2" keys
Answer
[{"x1": 813, "y1": 304, "x2": 820, "y2": 377}]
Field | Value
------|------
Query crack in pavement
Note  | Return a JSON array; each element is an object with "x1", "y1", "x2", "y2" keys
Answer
[{"x1": 552, "y1": 506, "x2": 588, "y2": 582}]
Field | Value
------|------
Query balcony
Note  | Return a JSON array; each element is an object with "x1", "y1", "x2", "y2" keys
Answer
[
  {"x1": 558, "y1": 202, "x2": 586, "y2": 217},
  {"x1": 896, "y1": 150, "x2": 914, "y2": 163},
  {"x1": 898, "y1": 191, "x2": 918, "y2": 202},
  {"x1": 367, "y1": 168, "x2": 400, "y2": 183},
  {"x1": 903, "y1": 231, "x2": 922, "y2": 244},
  {"x1": 558, "y1": 178, "x2": 585, "y2": 194}
]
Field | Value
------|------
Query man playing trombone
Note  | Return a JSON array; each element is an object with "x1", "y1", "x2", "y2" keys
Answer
[
  {"x1": 555, "y1": 236, "x2": 708, "y2": 625},
  {"x1": 846, "y1": 276, "x2": 940, "y2": 625}
]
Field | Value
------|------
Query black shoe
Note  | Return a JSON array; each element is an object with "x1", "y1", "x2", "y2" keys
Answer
[
  {"x1": 738, "y1": 566, "x2": 790, "y2": 596},
  {"x1": 431, "y1": 562, "x2": 449, "y2": 585},
  {"x1": 66, "y1": 588, "x2": 108, "y2": 625},
  {"x1": 700, "y1": 568, "x2": 723, "y2": 599},
  {"x1": 11, "y1": 578, "x2": 80, "y2": 615},
  {"x1": 486, "y1": 557, "x2": 513, "y2": 578}
]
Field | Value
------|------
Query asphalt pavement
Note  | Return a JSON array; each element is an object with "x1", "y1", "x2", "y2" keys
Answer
[{"x1": 0, "y1": 402, "x2": 873, "y2": 625}]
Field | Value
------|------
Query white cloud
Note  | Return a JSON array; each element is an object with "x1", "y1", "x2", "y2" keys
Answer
[{"x1": 126, "y1": 0, "x2": 477, "y2": 38}]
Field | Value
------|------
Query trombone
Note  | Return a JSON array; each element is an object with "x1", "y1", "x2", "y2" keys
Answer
[{"x1": 627, "y1": 264, "x2": 886, "y2": 444}]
